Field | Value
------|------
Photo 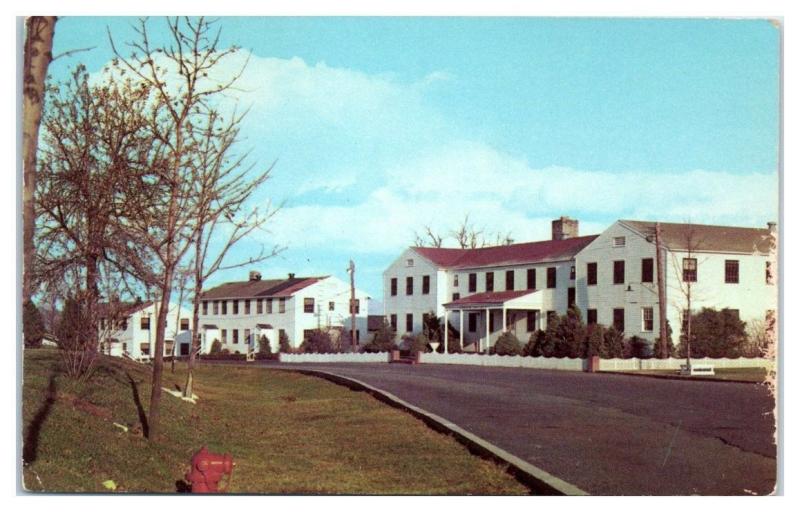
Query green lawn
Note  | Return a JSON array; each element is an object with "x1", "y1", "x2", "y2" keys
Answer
[
  {"x1": 21, "y1": 349, "x2": 527, "y2": 494},
  {"x1": 620, "y1": 367, "x2": 769, "y2": 383}
]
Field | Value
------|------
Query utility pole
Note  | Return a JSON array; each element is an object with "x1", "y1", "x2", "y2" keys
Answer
[
  {"x1": 655, "y1": 223, "x2": 668, "y2": 357},
  {"x1": 348, "y1": 259, "x2": 356, "y2": 352}
]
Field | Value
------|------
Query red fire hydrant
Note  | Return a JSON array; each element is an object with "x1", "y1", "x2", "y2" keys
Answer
[{"x1": 185, "y1": 446, "x2": 234, "y2": 493}]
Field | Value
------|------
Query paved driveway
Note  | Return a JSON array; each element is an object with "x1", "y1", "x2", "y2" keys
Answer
[{"x1": 280, "y1": 363, "x2": 776, "y2": 495}]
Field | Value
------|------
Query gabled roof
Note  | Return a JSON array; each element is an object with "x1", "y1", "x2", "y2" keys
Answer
[
  {"x1": 443, "y1": 290, "x2": 535, "y2": 308},
  {"x1": 620, "y1": 220, "x2": 773, "y2": 254},
  {"x1": 412, "y1": 235, "x2": 598, "y2": 270},
  {"x1": 97, "y1": 301, "x2": 153, "y2": 318},
  {"x1": 200, "y1": 276, "x2": 325, "y2": 300}
]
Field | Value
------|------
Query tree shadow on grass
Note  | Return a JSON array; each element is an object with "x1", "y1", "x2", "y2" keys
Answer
[
  {"x1": 126, "y1": 372, "x2": 149, "y2": 438},
  {"x1": 23, "y1": 374, "x2": 58, "y2": 464}
]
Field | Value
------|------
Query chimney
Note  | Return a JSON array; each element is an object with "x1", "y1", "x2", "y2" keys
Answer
[
  {"x1": 288, "y1": 273, "x2": 295, "y2": 280},
  {"x1": 249, "y1": 270, "x2": 262, "y2": 281},
  {"x1": 767, "y1": 221, "x2": 777, "y2": 235},
  {"x1": 552, "y1": 216, "x2": 579, "y2": 240}
]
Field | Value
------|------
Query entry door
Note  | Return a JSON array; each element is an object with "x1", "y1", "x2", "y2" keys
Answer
[{"x1": 568, "y1": 287, "x2": 576, "y2": 308}]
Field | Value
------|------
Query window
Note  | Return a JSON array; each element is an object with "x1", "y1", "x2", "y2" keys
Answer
[
  {"x1": 642, "y1": 307, "x2": 654, "y2": 332},
  {"x1": 422, "y1": 275, "x2": 430, "y2": 294},
  {"x1": 180, "y1": 318, "x2": 189, "y2": 331},
  {"x1": 613, "y1": 261, "x2": 625, "y2": 284},
  {"x1": 221, "y1": 300, "x2": 228, "y2": 315},
  {"x1": 267, "y1": 298, "x2": 273, "y2": 314},
  {"x1": 406, "y1": 258, "x2": 414, "y2": 267},
  {"x1": 279, "y1": 329, "x2": 287, "y2": 346},
  {"x1": 613, "y1": 308, "x2": 625, "y2": 332},
  {"x1": 140, "y1": 343, "x2": 150, "y2": 356},
  {"x1": 257, "y1": 299, "x2": 263, "y2": 314},
  {"x1": 468, "y1": 313, "x2": 478, "y2": 332},
  {"x1": 725, "y1": 260, "x2": 739, "y2": 284},
  {"x1": 202, "y1": 301, "x2": 208, "y2": 315},
  {"x1": 304, "y1": 298, "x2": 315, "y2": 313},
  {"x1": 329, "y1": 301, "x2": 335, "y2": 311},
  {"x1": 232, "y1": 329, "x2": 239, "y2": 344},
  {"x1": 454, "y1": 275, "x2": 459, "y2": 287},
  {"x1": 244, "y1": 329, "x2": 251, "y2": 344},
  {"x1": 724, "y1": 308, "x2": 740, "y2": 320},
  {"x1": 390, "y1": 278, "x2": 398, "y2": 296},
  {"x1": 213, "y1": 300, "x2": 219, "y2": 315},
  {"x1": 406, "y1": 276, "x2": 413, "y2": 295},
  {"x1": 350, "y1": 299, "x2": 360, "y2": 314},
  {"x1": 526, "y1": 311, "x2": 537, "y2": 332},
  {"x1": 486, "y1": 272, "x2": 494, "y2": 292},
  {"x1": 569, "y1": 266, "x2": 576, "y2": 280},
  {"x1": 527, "y1": 268, "x2": 536, "y2": 290},
  {"x1": 547, "y1": 311, "x2": 557, "y2": 328},
  {"x1": 641, "y1": 258, "x2": 654, "y2": 283},
  {"x1": 452, "y1": 293, "x2": 460, "y2": 301},
  {"x1": 406, "y1": 313, "x2": 413, "y2": 332},
  {"x1": 683, "y1": 258, "x2": 697, "y2": 282},
  {"x1": 221, "y1": 329, "x2": 227, "y2": 343},
  {"x1": 232, "y1": 300, "x2": 239, "y2": 315},
  {"x1": 587, "y1": 262, "x2": 597, "y2": 285},
  {"x1": 613, "y1": 236, "x2": 626, "y2": 247},
  {"x1": 547, "y1": 267, "x2": 556, "y2": 288},
  {"x1": 766, "y1": 261, "x2": 774, "y2": 284},
  {"x1": 279, "y1": 298, "x2": 286, "y2": 313},
  {"x1": 140, "y1": 316, "x2": 150, "y2": 330},
  {"x1": 587, "y1": 309, "x2": 597, "y2": 325},
  {"x1": 390, "y1": 314, "x2": 397, "y2": 331},
  {"x1": 506, "y1": 270, "x2": 515, "y2": 291},
  {"x1": 468, "y1": 273, "x2": 477, "y2": 293},
  {"x1": 244, "y1": 299, "x2": 251, "y2": 315}
]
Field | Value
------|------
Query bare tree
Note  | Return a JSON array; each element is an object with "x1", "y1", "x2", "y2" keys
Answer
[
  {"x1": 22, "y1": 16, "x2": 57, "y2": 308},
  {"x1": 109, "y1": 17, "x2": 252, "y2": 440},
  {"x1": 36, "y1": 65, "x2": 155, "y2": 377},
  {"x1": 414, "y1": 214, "x2": 514, "y2": 249},
  {"x1": 668, "y1": 225, "x2": 707, "y2": 369}
]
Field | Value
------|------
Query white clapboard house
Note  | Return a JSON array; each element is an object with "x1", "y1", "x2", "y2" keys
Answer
[
  {"x1": 98, "y1": 301, "x2": 193, "y2": 361},
  {"x1": 198, "y1": 271, "x2": 371, "y2": 353},
  {"x1": 384, "y1": 217, "x2": 777, "y2": 352}
]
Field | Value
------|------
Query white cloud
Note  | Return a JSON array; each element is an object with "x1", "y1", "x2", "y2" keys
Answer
[{"x1": 266, "y1": 141, "x2": 778, "y2": 255}]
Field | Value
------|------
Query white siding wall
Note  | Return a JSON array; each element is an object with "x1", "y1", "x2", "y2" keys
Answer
[
  {"x1": 101, "y1": 302, "x2": 192, "y2": 360},
  {"x1": 575, "y1": 221, "x2": 777, "y2": 345},
  {"x1": 382, "y1": 249, "x2": 442, "y2": 335}
]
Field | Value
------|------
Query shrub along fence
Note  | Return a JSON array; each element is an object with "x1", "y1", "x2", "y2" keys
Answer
[{"x1": 279, "y1": 352, "x2": 391, "y2": 364}]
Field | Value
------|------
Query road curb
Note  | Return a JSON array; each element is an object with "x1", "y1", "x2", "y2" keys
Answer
[
  {"x1": 602, "y1": 371, "x2": 764, "y2": 384},
  {"x1": 285, "y1": 368, "x2": 589, "y2": 496}
]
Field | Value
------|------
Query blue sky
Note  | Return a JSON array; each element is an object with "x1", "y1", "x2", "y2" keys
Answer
[{"x1": 47, "y1": 17, "x2": 780, "y2": 303}]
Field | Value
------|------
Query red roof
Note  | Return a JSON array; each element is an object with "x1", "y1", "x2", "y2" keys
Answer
[
  {"x1": 412, "y1": 235, "x2": 598, "y2": 269},
  {"x1": 201, "y1": 276, "x2": 324, "y2": 300},
  {"x1": 444, "y1": 290, "x2": 535, "y2": 308}
]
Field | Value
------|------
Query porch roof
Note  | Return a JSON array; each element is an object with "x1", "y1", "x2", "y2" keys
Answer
[{"x1": 443, "y1": 290, "x2": 542, "y2": 310}]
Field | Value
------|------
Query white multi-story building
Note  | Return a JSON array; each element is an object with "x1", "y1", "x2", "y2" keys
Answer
[
  {"x1": 384, "y1": 217, "x2": 597, "y2": 351},
  {"x1": 99, "y1": 301, "x2": 193, "y2": 361},
  {"x1": 384, "y1": 217, "x2": 777, "y2": 352},
  {"x1": 575, "y1": 219, "x2": 777, "y2": 344},
  {"x1": 198, "y1": 271, "x2": 371, "y2": 353}
]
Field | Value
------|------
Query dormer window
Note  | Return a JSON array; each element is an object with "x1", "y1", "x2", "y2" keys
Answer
[{"x1": 613, "y1": 236, "x2": 626, "y2": 248}]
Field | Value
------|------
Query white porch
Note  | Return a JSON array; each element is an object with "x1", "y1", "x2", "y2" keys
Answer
[{"x1": 443, "y1": 290, "x2": 544, "y2": 353}]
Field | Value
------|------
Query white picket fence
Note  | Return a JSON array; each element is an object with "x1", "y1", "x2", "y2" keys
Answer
[
  {"x1": 597, "y1": 357, "x2": 773, "y2": 372},
  {"x1": 279, "y1": 352, "x2": 391, "y2": 364},
  {"x1": 420, "y1": 352, "x2": 585, "y2": 371}
]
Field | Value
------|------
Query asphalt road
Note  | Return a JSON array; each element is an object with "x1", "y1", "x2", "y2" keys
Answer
[{"x1": 278, "y1": 363, "x2": 776, "y2": 495}]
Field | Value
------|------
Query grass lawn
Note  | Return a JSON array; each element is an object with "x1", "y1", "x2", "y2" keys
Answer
[
  {"x1": 21, "y1": 349, "x2": 528, "y2": 494},
  {"x1": 619, "y1": 367, "x2": 769, "y2": 383}
]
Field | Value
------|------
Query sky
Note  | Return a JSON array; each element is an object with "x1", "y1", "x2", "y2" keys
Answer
[{"x1": 46, "y1": 17, "x2": 781, "y2": 304}]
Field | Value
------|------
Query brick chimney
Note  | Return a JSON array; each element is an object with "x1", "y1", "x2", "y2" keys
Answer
[
  {"x1": 249, "y1": 270, "x2": 262, "y2": 281},
  {"x1": 767, "y1": 221, "x2": 777, "y2": 235},
  {"x1": 552, "y1": 216, "x2": 579, "y2": 240},
  {"x1": 288, "y1": 273, "x2": 295, "y2": 280}
]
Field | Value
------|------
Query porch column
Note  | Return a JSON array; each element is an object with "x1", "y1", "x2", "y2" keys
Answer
[
  {"x1": 459, "y1": 310, "x2": 464, "y2": 350},
  {"x1": 485, "y1": 308, "x2": 490, "y2": 353},
  {"x1": 503, "y1": 306, "x2": 508, "y2": 332},
  {"x1": 444, "y1": 309, "x2": 449, "y2": 354}
]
